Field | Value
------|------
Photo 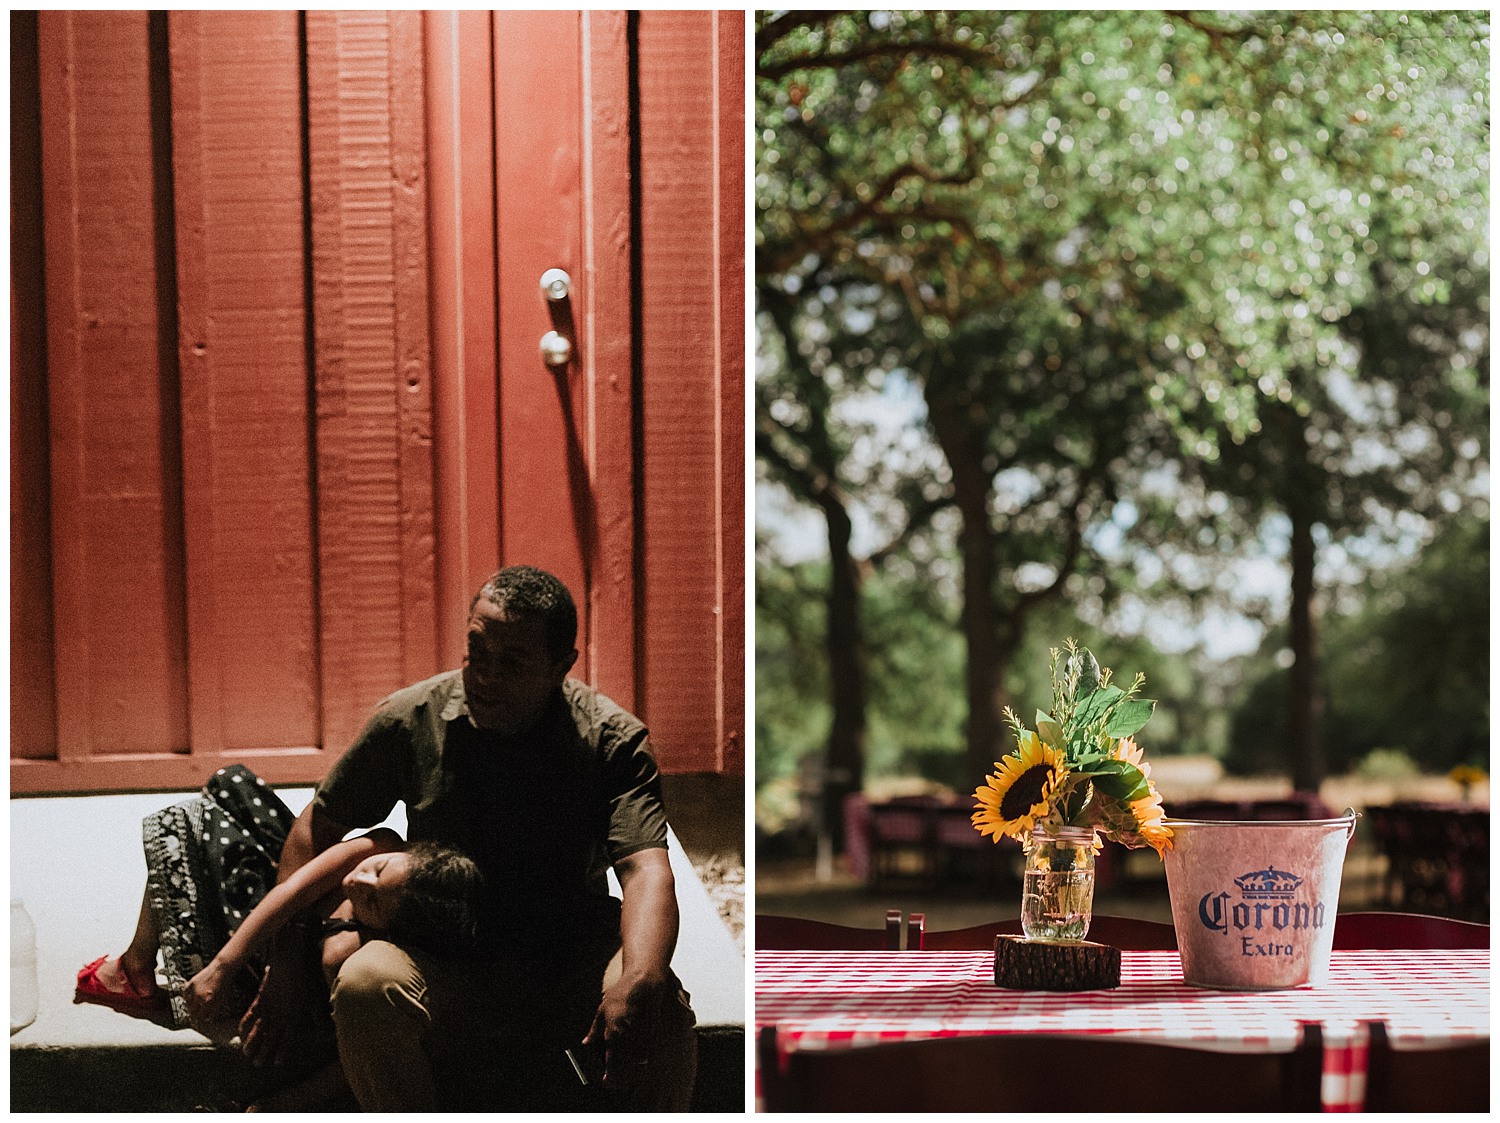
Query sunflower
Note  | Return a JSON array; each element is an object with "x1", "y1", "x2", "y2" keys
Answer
[
  {"x1": 1128, "y1": 785, "x2": 1173, "y2": 854},
  {"x1": 972, "y1": 731, "x2": 1066, "y2": 842},
  {"x1": 1113, "y1": 738, "x2": 1172, "y2": 855},
  {"x1": 1114, "y1": 736, "x2": 1148, "y2": 774}
]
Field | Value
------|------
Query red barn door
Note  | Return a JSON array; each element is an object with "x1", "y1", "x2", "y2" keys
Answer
[{"x1": 11, "y1": 10, "x2": 743, "y2": 793}]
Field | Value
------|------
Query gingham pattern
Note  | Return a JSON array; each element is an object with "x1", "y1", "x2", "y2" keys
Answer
[{"x1": 756, "y1": 949, "x2": 1490, "y2": 1112}]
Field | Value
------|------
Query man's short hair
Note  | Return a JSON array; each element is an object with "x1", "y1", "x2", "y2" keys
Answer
[{"x1": 472, "y1": 565, "x2": 578, "y2": 661}]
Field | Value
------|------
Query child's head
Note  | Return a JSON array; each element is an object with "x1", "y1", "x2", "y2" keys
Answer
[{"x1": 343, "y1": 842, "x2": 483, "y2": 957}]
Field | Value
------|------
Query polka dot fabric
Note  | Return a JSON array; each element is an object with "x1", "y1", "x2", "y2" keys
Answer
[{"x1": 141, "y1": 765, "x2": 294, "y2": 1030}]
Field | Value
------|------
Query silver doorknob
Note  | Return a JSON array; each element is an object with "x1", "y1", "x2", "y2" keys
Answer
[
  {"x1": 540, "y1": 268, "x2": 572, "y2": 302},
  {"x1": 540, "y1": 330, "x2": 572, "y2": 366}
]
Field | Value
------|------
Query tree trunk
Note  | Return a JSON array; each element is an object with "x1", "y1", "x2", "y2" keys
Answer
[
  {"x1": 925, "y1": 383, "x2": 1008, "y2": 787},
  {"x1": 1287, "y1": 498, "x2": 1324, "y2": 793},
  {"x1": 1262, "y1": 399, "x2": 1325, "y2": 795},
  {"x1": 822, "y1": 498, "x2": 866, "y2": 849},
  {"x1": 958, "y1": 498, "x2": 1007, "y2": 786}
]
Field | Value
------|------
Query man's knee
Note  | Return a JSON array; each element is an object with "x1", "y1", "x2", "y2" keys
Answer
[{"x1": 330, "y1": 939, "x2": 429, "y2": 1031}]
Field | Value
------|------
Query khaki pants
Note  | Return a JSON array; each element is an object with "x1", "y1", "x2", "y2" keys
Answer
[{"x1": 330, "y1": 939, "x2": 697, "y2": 1111}]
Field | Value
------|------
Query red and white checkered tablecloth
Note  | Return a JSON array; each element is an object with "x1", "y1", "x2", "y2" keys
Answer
[{"x1": 755, "y1": 949, "x2": 1490, "y2": 1112}]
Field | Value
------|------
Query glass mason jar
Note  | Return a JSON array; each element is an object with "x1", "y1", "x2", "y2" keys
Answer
[{"x1": 1020, "y1": 827, "x2": 1096, "y2": 942}]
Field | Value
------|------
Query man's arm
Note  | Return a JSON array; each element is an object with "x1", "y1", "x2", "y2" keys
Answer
[
  {"x1": 614, "y1": 846, "x2": 679, "y2": 981},
  {"x1": 238, "y1": 800, "x2": 352, "y2": 1066},
  {"x1": 582, "y1": 846, "x2": 680, "y2": 1086}
]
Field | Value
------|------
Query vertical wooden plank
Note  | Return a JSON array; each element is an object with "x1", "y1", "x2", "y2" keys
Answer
[
  {"x1": 10, "y1": 11, "x2": 59, "y2": 763},
  {"x1": 169, "y1": 10, "x2": 319, "y2": 755},
  {"x1": 494, "y1": 10, "x2": 592, "y2": 661},
  {"x1": 305, "y1": 11, "x2": 437, "y2": 752},
  {"x1": 37, "y1": 10, "x2": 190, "y2": 760},
  {"x1": 717, "y1": 10, "x2": 747, "y2": 777},
  {"x1": 637, "y1": 11, "x2": 725, "y2": 772},
  {"x1": 388, "y1": 10, "x2": 440, "y2": 687},
  {"x1": 426, "y1": 9, "x2": 499, "y2": 660},
  {"x1": 583, "y1": 10, "x2": 637, "y2": 707}
]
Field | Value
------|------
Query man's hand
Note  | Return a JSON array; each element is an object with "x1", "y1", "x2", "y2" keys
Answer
[
  {"x1": 582, "y1": 968, "x2": 674, "y2": 1090},
  {"x1": 584, "y1": 847, "x2": 682, "y2": 1091}
]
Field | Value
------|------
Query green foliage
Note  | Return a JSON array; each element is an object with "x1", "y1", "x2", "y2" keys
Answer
[
  {"x1": 1226, "y1": 516, "x2": 1490, "y2": 774},
  {"x1": 754, "y1": 553, "x2": 966, "y2": 794},
  {"x1": 754, "y1": 557, "x2": 831, "y2": 783},
  {"x1": 1354, "y1": 748, "x2": 1421, "y2": 783},
  {"x1": 862, "y1": 566, "x2": 967, "y2": 773},
  {"x1": 1323, "y1": 517, "x2": 1490, "y2": 771},
  {"x1": 1025, "y1": 640, "x2": 1157, "y2": 803},
  {"x1": 755, "y1": 11, "x2": 1489, "y2": 797},
  {"x1": 1224, "y1": 662, "x2": 1295, "y2": 775},
  {"x1": 759, "y1": 10, "x2": 1489, "y2": 447}
]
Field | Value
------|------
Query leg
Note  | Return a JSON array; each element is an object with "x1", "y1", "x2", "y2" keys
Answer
[
  {"x1": 79, "y1": 884, "x2": 163, "y2": 1001},
  {"x1": 331, "y1": 939, "x2": 559, "y2": 1112},
  {"x1": 118, "y1": 885, "x2": 162, "y2": 990},
  {"x1": 329, "y1": 940, "x2": 438, "y2": 1111}
]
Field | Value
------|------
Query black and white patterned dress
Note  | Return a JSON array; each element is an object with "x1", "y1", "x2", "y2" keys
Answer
[{"x1": 141, "y1": 764, "x2": 293, "y2": 1030}]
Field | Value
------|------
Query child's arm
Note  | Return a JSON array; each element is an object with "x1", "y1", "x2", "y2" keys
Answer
[{"x1": 183, "y1": 827, "x2": 402, "y2": 1029}]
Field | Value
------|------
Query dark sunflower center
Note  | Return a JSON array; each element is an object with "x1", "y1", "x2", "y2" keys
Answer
[{"x1": 999, "y1": 763, "x2": 1052, "y2": 819}]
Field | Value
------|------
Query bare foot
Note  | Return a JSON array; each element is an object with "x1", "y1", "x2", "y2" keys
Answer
[
  {"x1": 117, "y1": 953, "x2": 161, "y2": 995},
  {"x1": 117, "y1": 951, "x2": 160, "y2": 994},
  {"x1": 89, "y1": 955, "x2": 158, "y2": 998},
  {"x1": 75, "y1": 955, "x2": 173, "y2": 1026}
]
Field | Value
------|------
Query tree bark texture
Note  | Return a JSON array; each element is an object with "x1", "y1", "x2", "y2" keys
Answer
[
  {"x1": 926, "y1": 388, "x2": 1010, "y2": 788},
  {"x1": 1287, "y1": 499, "x2": 1325, "y2": 793},
  {"x1": 993, "y1": 935, "x2": 1122, "y2": 991},
  {"x1": 823, "y1": 498, "x2": 868, "y2": 849},
  {"x1": 1280, "y1": 405, "x2": 1326, "y2": 794}
]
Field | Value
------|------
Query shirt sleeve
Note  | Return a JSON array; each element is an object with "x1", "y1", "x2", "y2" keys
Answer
[
  {"x1": 313, "y1": 702, "x2": 407, "y2": 829},
  {"x1": 604, "y1": 724, "x2": 669, "y2": 863}
]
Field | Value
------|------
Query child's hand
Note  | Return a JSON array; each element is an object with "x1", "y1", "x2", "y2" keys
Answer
[{"x1": 183, "y1": 958, "x2": 240, "y2": 1037}]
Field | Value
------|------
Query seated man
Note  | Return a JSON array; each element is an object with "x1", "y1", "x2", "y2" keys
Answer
[{"x1": 241, "y1": 565, "x2": 697, "y2": 1110}]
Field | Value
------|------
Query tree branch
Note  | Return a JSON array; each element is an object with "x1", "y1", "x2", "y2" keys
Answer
[
  {"x1": 759, "y1": 37, "x2": 999, "y2": 82},
  {"x1": 864, "y1": 491, "x2": 953, "y2": 569}
]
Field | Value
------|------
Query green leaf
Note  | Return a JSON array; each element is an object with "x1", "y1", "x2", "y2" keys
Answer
[
  {"x1": 1074, "y1": 648, "x2": 1101, "y2": 696},
  {"x1": 1036, "y1": 711, "x2": 1065, "y2": 749},
  {"x1": 1074, "y1": 685, "x2": 1122, "y2": 725},
  {"x1": 1091, "y1": 762, "x2": 1147, "y2": 800},
  {"x1": 1104, "y1": 698, "x2": 1156, "y2": 738}
]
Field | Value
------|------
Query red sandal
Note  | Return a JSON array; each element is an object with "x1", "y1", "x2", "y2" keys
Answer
[{"x1": 74, "y1": 955, "x2": 169, "y2": 1016}]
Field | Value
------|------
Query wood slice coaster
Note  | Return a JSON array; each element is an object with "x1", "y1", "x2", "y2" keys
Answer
[{"x1": 992, "y1": 934, "x2": 1121, "y2": 991}]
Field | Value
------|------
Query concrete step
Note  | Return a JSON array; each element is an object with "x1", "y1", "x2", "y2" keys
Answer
[
  {"x1": 10, "y1": 787, "x2": 745, "y2": 1111},
  {"x1": 11, "y1": 1029, "x2": 747, "y2": 1112}
]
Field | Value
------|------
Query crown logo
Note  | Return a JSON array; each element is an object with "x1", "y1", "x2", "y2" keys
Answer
[{"x1": 1233, "y1": 866, "x2": 1303, "y2": 898}]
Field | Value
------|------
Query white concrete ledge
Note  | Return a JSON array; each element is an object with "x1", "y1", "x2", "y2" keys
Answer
[{"x1": 10, "y1": 787, "x2": 742, "y2": 1051}]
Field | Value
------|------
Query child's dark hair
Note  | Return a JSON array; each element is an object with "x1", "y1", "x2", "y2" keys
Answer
[{"x1": 384, "y1": 841, "x2": 483, "y2": 958}]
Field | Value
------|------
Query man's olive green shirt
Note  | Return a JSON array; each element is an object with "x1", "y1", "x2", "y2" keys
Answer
[{"x1": 314, "y1": 671, "x2": 668, "y2": 958}]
